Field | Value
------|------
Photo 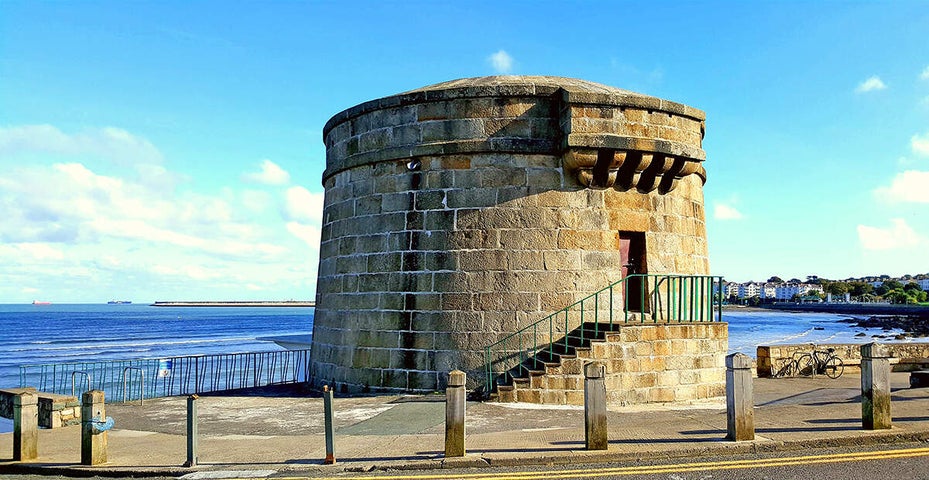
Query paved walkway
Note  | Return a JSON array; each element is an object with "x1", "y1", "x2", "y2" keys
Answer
[{"x1": 2, "y1": 372, "x2": 929, "y2": 477}]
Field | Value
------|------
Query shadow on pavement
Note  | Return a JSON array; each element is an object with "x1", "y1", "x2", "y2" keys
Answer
[{"x1": 470, "y1": 446, "x2": 576, "y2": 453}]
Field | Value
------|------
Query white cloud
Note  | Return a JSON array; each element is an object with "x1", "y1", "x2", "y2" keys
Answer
[
  {"x1": 0, "y1": 123, "x2": 329, "y2": 302},
  {"x1": 241, "y1": 190, "x2": 273, "y2": 213},
  {"x1": 0, "y1": 125, "x2": 325, "y2": 302},
  {"x1": 286, "y1": 221, "x2": 321, "y2": 247},
  {"x1": 855, "y1": 76, "x2": 887, "y2": 93},
  {"x1": 0, "y1": 243, "x2": 66, "y2": 261},
  {"x1": 242, "y1": 159, "x2": 291, "y2": 186},
  {"x1": 151, "y1": 264, "x2": 224, "y2": 281},
  {"x1": 0, "y1": 124, "x2": 163, "y2": 166},
  {"x1": 912, "y1": 132, "x2": 929, "y2": 157},
  {"x1": 284, "y1": 186, "x2": 324, "y2": 223},
  {"x1": 713, "y1": 202, "x2": 744, "y2": 220},
  {"x1": 921, "y1": 66, "x2": 929, "y2": 81},
  {"x1": 857, "y1": 219, "x2": 925, "y2": 250},
  {"x1": 488, "y1": 50, "x2": 514, "y2": 74},
  {"x1": 875, "y1": 170, "x2": 929, "y2": 203}
]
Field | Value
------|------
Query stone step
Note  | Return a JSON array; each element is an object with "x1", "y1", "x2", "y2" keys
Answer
[
  {"x1": 495, "y1": 386, "x2": 516, "y2": 403},
  {"x1": 528, "y1": 370, "x2": 546, "y2": 388}
]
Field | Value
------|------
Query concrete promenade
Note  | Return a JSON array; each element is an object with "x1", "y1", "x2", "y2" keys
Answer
[{"x1": 2, "y1": 372, "x2": 929, "y2": 477}]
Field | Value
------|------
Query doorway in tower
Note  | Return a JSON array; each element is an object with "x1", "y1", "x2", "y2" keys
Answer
[{"x1": 619, "y1": 231, "x2": 648, "y2": 312}]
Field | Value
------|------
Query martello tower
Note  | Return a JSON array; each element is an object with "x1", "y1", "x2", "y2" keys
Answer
[{"x1": 310, "y1": 76, "x2": 723, "y2": 399}]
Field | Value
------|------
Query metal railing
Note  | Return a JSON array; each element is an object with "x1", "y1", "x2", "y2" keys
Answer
[
  {"x1": 483, "y1": 274, "x2": 724, "y2": 393},
  {"x1": 19, "y1": 349, "x2": 311, "y2": 402}
]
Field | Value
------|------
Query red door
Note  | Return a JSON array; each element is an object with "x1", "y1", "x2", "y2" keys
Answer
[{"x1": 619, "y1": 232, "x2": 646, "y2": 312}]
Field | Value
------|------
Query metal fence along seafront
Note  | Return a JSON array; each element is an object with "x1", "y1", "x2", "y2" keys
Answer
[{"x1": 19, "y1": 349, "x2": 310, "y2": 402}]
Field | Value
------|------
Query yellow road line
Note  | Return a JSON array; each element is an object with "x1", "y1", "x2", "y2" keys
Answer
[{"x1": 275, "y1": 446, "x2": 929, "y2": 480}]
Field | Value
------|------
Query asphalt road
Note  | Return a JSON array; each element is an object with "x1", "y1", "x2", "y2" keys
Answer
[
  {"x1": 288, "y1": 442, "x2": 929, "y2": 480},
  {"x1": 3, "y1": 442, "x2": 928, "y2": 480}
]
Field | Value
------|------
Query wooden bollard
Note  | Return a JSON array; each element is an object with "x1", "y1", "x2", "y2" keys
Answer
[
  {"x1": 584, "y1": 362, "x2": 607, "y2": 450},
  {"x1": 726, "y1": 352, "x2": 754, "y2": 441},
  {"x1": 13, "y1": 391, "x2": 38, "y2": 461},
  {"x1": 184, "y1": 394, "x2": 199, "y2": 467},
  {"x1": 861, "y1": 343, "x2": 892, "y2": 430},
  {"x1": 445, "y1": 370, "x2": 466, "y2": 457},
  {"x1": 323, "y1": 385, "x2": 335, "y2": 465},
  {"x1": 81, "y1": 390, "x2": 108, "y2": 465}
]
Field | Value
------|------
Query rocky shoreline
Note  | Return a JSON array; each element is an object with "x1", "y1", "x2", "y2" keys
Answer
[{"x1": 839, "y1": 313, "x2": 929, "y2": 340}]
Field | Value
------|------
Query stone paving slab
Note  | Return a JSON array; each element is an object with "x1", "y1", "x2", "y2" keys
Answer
[{"x1": 1, "y1": 372, "x2": 928, "y2": 476}]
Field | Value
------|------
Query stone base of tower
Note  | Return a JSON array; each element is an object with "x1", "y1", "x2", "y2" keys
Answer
[{"x1": 494, "y1": 323, "x2": 728, "y2": 405}]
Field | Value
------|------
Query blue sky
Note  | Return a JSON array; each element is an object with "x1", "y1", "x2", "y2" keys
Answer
[{"x1": 1, "y1": 1, "x2": 927, "y2": 303}]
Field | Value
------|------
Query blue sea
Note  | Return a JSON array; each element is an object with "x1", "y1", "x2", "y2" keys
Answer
[
  {"x1": 0, "y1": 304, "x2": 906, "y2": 433},
  {"x1": 0, "y1": 303, "x2": 313, "y2": 433}
]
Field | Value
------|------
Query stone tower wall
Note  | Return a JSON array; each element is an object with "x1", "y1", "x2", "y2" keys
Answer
[{"x1": 312, "y1": 77, "x2": 714, "y2": 393}]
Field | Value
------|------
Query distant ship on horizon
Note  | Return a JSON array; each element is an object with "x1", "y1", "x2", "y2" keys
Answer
[
  {"x1": 107, "y1": 300, "x2": 132, "y2": 305},
  {"x1": 32, "y1": 300, "x2": 51, "y2": 305}
]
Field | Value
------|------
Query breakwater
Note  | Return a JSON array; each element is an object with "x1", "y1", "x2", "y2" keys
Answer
[{"x1": 151, "y1": 301, "x2": 315, "y2": 307}]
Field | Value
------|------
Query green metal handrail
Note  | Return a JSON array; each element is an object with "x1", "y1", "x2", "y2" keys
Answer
[{"x1": 483, "y1": 274, "x2": 724, "y2": 393}]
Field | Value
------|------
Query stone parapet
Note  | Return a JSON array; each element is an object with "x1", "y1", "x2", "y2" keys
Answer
[
  {"x1": 322, "y1": 76, "x2": 706, "y2": 194},
  {"x1": 756, "y1": 342, "x2": 929, "y2": 377}
]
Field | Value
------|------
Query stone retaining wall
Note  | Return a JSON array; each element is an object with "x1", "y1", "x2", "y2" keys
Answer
[
  {"x1": 604, "y1": 323, "x2": 728, "y2": 404},
  {"x1": 756, "y1": 343, "x2": 929, "y2": 377},
  {"x1": 503, "y1": 322, "x2": 728, "y2": 405},
  {"x1": 38, "y1": 392, "x2": 81, "y2": 428}
]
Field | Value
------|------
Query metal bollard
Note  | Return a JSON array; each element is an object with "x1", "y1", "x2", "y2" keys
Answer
[
  {"x1": 13, "y1": 391, "x2": 38, "y2": 461},
  {"x1": 861, "y1": 343, "x2": 892, "y2": 430},
  {"x1": 584, "y1": 362, "x2": 608, "y2": 450},
  {"x1": 184, "y1": 394, "x2": 199, "y2": 467},
  {"x1": 323, "y1": 385, "x2": 335, "y2": 465},
  {"x1": 81, "y1": 390, "x2": 108, "y2": 465},
  {"x1": 725, "y1": 352, "x2": 754, "y2": 441},
  {"x1": 445, "y1": 370, "x2": 466, "y2": 457}
]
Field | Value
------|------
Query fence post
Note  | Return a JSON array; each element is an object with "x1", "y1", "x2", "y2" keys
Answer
[
  {"x1": 445, "y1": 370, "x2": 466, "y2": 457},
  {"x1": 725, "y1": 353, "x2": 754, "y2": 441},
  {"x1": 13, "y1": 391, "x2": 38, "y2": 461},
  {"x1": 323, "y1": 385, "x2": 335, "y2": 465},
  {"x1": 584, "y1": 362, "x2": 608, "y2": 450},
  {"x1": 81, "y1": 390, "x2": 107, "y2": 465},
  {"x1": 184, "y1": 394, "x2": 199, "y2": 467},
  {"x1": 861, "y1": 343, "x2": 891, "y2": 430}
]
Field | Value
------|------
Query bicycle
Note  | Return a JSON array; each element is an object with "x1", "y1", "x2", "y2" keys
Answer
[
  {"x1": 795, "y1": 347, "x2": 845, "y2": 379},
  {"x1": 771, "y1": 349, "x2": 810, "y2": 378},
  {"x1": 771, "y1": 355, "x2": 801, "y2": 378}
]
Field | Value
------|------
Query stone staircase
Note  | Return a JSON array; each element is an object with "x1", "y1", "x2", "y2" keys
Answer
[{"x1": 490, "y1": 319, "x2": 727, "y2": 406}]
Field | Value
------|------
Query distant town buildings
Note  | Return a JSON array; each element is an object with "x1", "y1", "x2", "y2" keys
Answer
[
  {"x1": 724, "y1": 281, "x2": 824, "y2": 301},
  {"x1": 720, "y1": 273, "x2": 928, "y2": 303}
]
